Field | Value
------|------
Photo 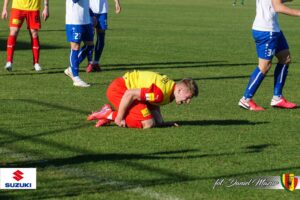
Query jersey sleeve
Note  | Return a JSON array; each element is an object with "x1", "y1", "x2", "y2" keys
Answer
[{"x1": 140, "y1": 84, "x2": 164, "y2": 103}]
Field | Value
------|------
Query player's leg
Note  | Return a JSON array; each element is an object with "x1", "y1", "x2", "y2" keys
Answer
[
  {"x1": 27, "y1": 10, "x2": 41, "y2": 71},
  {"x1": 239, "y1": 30, "x2": 275, "y2": 111},
  {"x1": 65, "y1": 25, "x2": 90, "y2": 87},
  {"x1": 92, "y1": 13, "x2": 108, "y2": 72},
  {"x1": 77, "y1": 24, "x2": 94, "y2": 72},
  {"x1": 272, "y1": 32, "x2": 296, "y2": 108},
  {"x1": 29, "y1": 29, "x2": 41, "y2": 71},
  {"x1": 5, "y1": 9, "x2": 25, "y2": 71}
]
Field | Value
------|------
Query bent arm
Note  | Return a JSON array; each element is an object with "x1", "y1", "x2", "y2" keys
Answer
[
  {"x1": 272, "y1": 0, "x2": 300, "y2": 16},
  {"x1": 115, "y1": 89, "x2": 141, "y2": 125}
]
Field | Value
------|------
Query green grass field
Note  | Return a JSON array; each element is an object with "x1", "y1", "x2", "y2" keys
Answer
[{"x1": 1, "y1": 0, "x2": 300, "y2": 199}]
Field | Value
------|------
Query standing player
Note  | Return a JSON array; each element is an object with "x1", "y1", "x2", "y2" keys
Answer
[
  {"x1": 64, "y1": 0, "x2": 94, "y2": 87},
  {"x1": 239, "y1": 0, "x2": 299, "y2": 111},
  {"x1": 1, "y1": 0, "x2": 49, "y2": 71},
  {"x1": 84, "y1": 0, "x2": 121, "y2": 73},
  {"x1": 87, "y1": 70, "x2": 199, "y2": 129}
]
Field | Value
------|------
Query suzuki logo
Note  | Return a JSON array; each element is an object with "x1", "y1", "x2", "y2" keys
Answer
[{"x1": 13, "y1": 170, "x2": 24, "y2": 181}]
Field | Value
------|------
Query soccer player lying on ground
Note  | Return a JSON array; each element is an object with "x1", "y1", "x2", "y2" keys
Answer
[
  {"x1": 87, "y1": 70, "x2": 199, "y2": 129},
  {"x1": 238, "y1": 0, "x2": 299, "y2": 111}
]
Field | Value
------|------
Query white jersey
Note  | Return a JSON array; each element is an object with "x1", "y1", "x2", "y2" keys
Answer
[
  {"x1": 90, "y1": 0, "x2": 108, "y2": 14},
  {"x1": 252, "y1": 0, "x2": 280, "y2": 32},
  {"x1": 66, "y1": 0, "x2": 91, "y2": 25}
]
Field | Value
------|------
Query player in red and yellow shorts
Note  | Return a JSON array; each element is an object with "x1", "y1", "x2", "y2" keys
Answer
[
  {"x1": 1, "y1": 0, "x2": 49, "y2": 72},
  {"x1": 87, "y1": 70, "x2": 199, "y2": 129}
]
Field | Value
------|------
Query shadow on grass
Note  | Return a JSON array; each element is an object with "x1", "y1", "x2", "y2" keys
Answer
[
  {"x1": 0, "y1": 38, "x2": 66, "y2": 51},
  {"x1": 3, "y1": 145, "x2": 296, "y2": 200},
  {"x1": 245, "y1": 144, "x2": 278, "y2": 153},
  {"x1": 0, "y1": 60, "x2": 257, "y2": 77},
  {"x1": 176, "y1": 119, "x2": 268, "y2": 126}
]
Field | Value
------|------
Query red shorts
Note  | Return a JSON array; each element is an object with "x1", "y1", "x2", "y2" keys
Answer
[
  {"x1": 106, "y1": 77, "x2": 153, "y2": 128},
  {"x1": 9, "y1": 9, "x2": 41, "y2": 29}
]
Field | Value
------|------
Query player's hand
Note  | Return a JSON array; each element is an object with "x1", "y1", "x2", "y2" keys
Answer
[
  {"x1": 115, "y1": 117, "x2": 126, "y2": 127},
  {"x1": 115, "y1": 4, "x2": 121, "y2": 14},
  {"x1": 1, "y1": 10, "x2": 8, "y2": 20},
  {"x1": 42, "y1": 7, "x2": 49, "y2": 21}
]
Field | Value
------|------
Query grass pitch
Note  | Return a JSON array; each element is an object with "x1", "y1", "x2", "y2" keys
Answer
[{"x1": 1, "y1": 0, "x2": 300, "y2": 199}]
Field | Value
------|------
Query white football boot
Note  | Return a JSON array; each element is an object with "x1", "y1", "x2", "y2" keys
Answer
[
  {"x1": 64, "y1": 67, "x2": 90, "y2": 87},
  {"x1": 34, "y1": 63, "x2": 42, "y2": 71},
  {"x1": 4, "y1": 62, "x2": 12, "y2": 72}
]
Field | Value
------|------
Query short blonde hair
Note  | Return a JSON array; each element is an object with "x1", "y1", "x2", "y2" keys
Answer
[{"x1": 178, "y1": 78, "x2": 199, "y2": 97}]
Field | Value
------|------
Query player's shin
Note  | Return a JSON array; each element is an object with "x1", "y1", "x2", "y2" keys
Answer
[
  {"x1": 70, "y1": 49, "x2": 80, "y2": 77},
  {"x1": 7, "y1": 35, "x2": 17, "y2": 63},
  {"x1": 31, "y1": 36, "x2": 40, "y2": 64},
  {"x1": 94, "y1": 32, "x2": 105, "y2": 63},
  {"x1": 243, "y1": 66, "x2": 265, "y2": 99},
  {"x1": 274, "y1": 63, "x2": 288, "y2": 97}
]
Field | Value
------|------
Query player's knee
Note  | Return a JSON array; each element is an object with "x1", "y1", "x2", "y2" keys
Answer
[
  {"x1": 9, "y1": 28, "x2": 19, "y2": 36},
  {"x1": 142, "y1": 119, "x2": 155, "y2": 129},
  {"x1": 284, "y1": 55, "x2": 292, "y2": 65}
]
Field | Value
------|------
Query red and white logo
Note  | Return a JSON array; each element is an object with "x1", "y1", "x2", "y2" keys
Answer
[
  {"x1": 13, "y1": 170, "x2": 24, "y2": 181},
  {"x1": 0, "y1": 168, "x2": 36, "y2": 189}
]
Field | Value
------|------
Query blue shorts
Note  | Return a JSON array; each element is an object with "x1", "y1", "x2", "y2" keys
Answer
[
  {"x1": 252, "y1": 30, "x2": 289, "y2": 60},
  {"x1": 65, "y1": 24, "x2": 94, "y2": 43},
  {"x1": 91, "y1": 13, "x2": 108, "y2": 30}
]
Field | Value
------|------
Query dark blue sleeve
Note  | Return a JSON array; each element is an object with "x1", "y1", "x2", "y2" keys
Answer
[{"x1": 72, "y1": 0, "x2": 79, "y2": 3}]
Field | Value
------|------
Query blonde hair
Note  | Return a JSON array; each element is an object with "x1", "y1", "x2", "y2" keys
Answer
[{"x1": 178, "y1": 78, "x2": 199, "y2": 97}]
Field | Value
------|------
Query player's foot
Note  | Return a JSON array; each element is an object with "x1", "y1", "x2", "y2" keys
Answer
[
  {"x1": 86, "y1": 63, "x2": 93, "y2": 73},
  {"x1": 87, "y1": 104, "x2": 112, "y2": 121},
  {"x1": 92, "y1": 63, "x2": 102, "y2": 72},
  {"x1": 4, "y1": 62, "x2": 12, "y2": 72},
  {"x1": 271, "y1": 97, "x2": 297, "y2": 109},
  {"x1": 95, "y1": 119, "x2": 111, "y2": 127},
  {"x1": 64, "y1": 67, "x2": 74, "y2": 79},
  {"x1": 73, "y1": 77, "x2": 90, "y2": 87},
  {"x1": 64, "y1": 67, "x2": 90, "y2": 87},
  {"x1": 34, "y1": 63, "x2": 42, "y2": 71},
  {"x1": 238, "y1": 97, "x2": 265, "y2": 111}
]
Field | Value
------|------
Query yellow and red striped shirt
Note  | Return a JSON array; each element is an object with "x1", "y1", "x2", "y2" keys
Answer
[
  {"x1": 12, "y1": 0, "x2": 42, "y2": 11},
  {"x1": 123, "y1": 71, "x2": 175, "y2": 106}
]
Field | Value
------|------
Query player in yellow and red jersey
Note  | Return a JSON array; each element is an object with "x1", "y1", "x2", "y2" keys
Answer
[
  {"x1": 87, "y1": 70, "x2": 199, "y2": 129},
  {"x1": 1, "y1": 0, "x2": 49, "y2": 72}
]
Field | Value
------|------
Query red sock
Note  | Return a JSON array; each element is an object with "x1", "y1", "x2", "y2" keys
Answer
[
  {"x1": 111, "y1": 111, "x2": 117, "y2": 120},
  {"x1": 31, "y1": 36, "x2": 40, "y2": 64},
  {"x1": 7, "y1": 35, "x2": 17, "y2": 62}
]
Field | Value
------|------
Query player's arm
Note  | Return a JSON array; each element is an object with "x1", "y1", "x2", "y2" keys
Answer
[
  {"x1": 1, "y1": 0, "x2": 10, "y2": 20},
  {"x1": 150, "y1": 106, "x2": 179, "y2": 127},
  {"x1": 114, "y1": 0, "x2": 121, "y2": 14},
  {"x1": 115, "y1": 89, "x2": 141, "y2": 127},
  {"x1": 272, "y1": 0, "x2": 300, "y2": 16},
  {"x1": 42, "y1": 0, "x2": 50, "y2": 21}
]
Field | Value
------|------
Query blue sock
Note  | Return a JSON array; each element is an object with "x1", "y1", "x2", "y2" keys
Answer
[
  {"x1": 78, "y1": 45, "x2": 94, "y2": 64},
  {"x1": 274, "y1": 63, "x2": 288, "y2": 97},
  {"x1": 70, "y1": 49, "x2": 79, "y2": 77},
  {"x1": 243, "y1": 66, "x2": 265, "y2": 99},
  {"x1": 86, "y1": 45, "x2": 94, "y2": 63},
  {"x1": 94, "y1": 32, "x2": 105, "y2": 63},
  {"x1": 78, "y1": 45, "x2": 88, "y2": 64}
]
